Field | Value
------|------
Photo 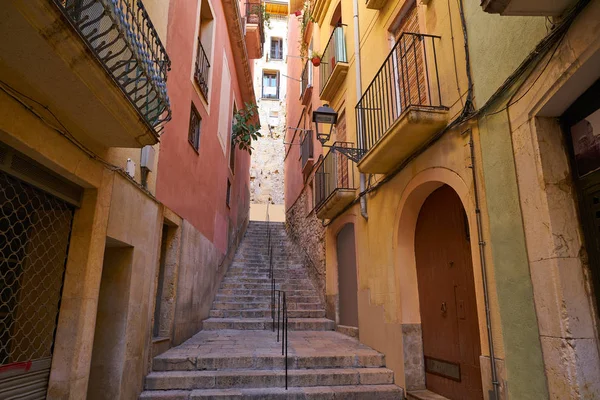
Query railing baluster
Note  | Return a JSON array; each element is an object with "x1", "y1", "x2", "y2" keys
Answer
[
  {"x1": 353, "y1": 33, "x2": 444, "y2": 156},
  {"x1": 52, "y1": 0, "x2": 171, "y2": 130}
]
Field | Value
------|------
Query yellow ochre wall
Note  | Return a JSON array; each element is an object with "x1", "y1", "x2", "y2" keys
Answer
[{"x1": 310, "y1": 0, "x2": 506, "y2": 394}]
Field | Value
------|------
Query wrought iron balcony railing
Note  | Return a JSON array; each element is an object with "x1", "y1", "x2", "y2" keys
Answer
[
  {"x1": 315, "y1": 142, "x2": 356, "y2": 211},
  {"x1": 319, "y1": 25, "x2": 347, "y2": 96},
  {"x1": 195, "y1": 38, "x2": 210, "y2": 99},
  {"x1": 53, "y1": 0, "x2": 171, "y2": 132},
  {"x1": 300, "y1": 60, "x2": 312, "y2": 100},
  {"x1": 300, "y1": 130, "x2": 314, "y2": 170},
  {"x1": 356, "y1": 33, "x2": 444, "y2": 154}
]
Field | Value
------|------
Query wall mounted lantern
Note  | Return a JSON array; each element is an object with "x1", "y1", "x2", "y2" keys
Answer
[{"x1": 312, "y1": 103, "x2": 364, "y2": 163}]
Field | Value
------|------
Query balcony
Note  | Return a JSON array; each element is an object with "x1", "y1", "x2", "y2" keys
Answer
[
  {"x1": 300, "y1": 130, "x2": 314, "y2": 175},
  {"x1": 245, "y1": 1, "x2": 265, "y2": 59},
  {"x1": 195, "y1": 39, "x2": 210, "y2": 99},
  {"x1": 366, "y1": 0, "x2": 388, "y2": 10},
  {"x1": 0, "y1": 0, "x2": 171, "y2": 148},
  {"x1": 481, "y1": 0, "x2": 577, "y2": 16},
  {"x1": 300, "y1": 61, "x2": 313, "y2": 106},
  {"x1": 319, "y1": 25, "x2": 349, "y2": 102},
  {"x1": 315, "y1": 143, "x2": 356, "y2": 220},
  {"x1": 356, "y1": 33, "x2": 449, "y2": 174}
]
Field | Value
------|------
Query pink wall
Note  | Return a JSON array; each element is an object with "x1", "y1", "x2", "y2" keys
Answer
[
  {"x1": 157, "y1": 0, "x2": 251, "y2": 254},
  {"x1": 284, "y1": 15, "x2": 323, "y2": 211}
]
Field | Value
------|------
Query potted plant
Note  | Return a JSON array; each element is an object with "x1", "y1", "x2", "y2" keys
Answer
[{"x1": 310, "y1": 51, "x2": 322, "y2": 67}]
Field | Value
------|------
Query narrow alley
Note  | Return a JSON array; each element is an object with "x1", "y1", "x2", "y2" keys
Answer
[
  {"x1": 140, "y1": 221, "x2": 402, "y2": 398},
  {"x1": 1, "y1": 0, "x2": 600, "y2": 399}
]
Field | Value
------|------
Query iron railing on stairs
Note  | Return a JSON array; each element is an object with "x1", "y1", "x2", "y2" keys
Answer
[{"x1": 266, "y1": 203, "x2": 289, "y2": 390}]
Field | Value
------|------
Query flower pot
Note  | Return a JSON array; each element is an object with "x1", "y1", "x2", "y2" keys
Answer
[
  {"x1": 293, "y1": 10, "x2": 302, "y2": 16},
  {"x1": 311, "y1": 57, "x2": 321, "y2": 67}
]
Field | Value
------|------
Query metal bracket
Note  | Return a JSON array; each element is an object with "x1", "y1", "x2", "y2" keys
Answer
[{"x1": 328, "y1": 146, "x2": 365, "y2": 164}]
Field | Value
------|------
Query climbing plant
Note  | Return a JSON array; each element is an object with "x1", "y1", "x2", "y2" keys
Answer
[
  {"x1": 298, "y1": 0, "x2": 314, "y2": 58},
  {"x1": 232, "y1": 102, "x2": 262, "y2": 155}
]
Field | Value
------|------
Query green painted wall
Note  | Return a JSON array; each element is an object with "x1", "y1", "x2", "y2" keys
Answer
[
  {"x1": 464, "y1": 3, "x2": 550, "y2": 399},
  {"x1": 478, "y1": 108, "x2": 549, "y2": 399},
  {"x1": 464, "y1": 1, "x2": 547, "y2": 107}
]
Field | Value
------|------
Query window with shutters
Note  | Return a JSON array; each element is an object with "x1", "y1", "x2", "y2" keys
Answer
[
  {"x1": 270, "y1": 37, "x2": 283, "y2": 60},
  {"x1": 262, "y1": 71, "x2": 280, "y2": 99}
]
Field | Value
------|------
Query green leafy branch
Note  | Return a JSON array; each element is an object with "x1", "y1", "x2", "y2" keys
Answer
[{"x1": 232, "y1": 102, "x2": 262, "y2": 155}]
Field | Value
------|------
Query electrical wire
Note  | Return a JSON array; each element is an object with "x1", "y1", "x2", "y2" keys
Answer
[{"x1": 0, "y1": 79, "x2": 161, "y2": 200}]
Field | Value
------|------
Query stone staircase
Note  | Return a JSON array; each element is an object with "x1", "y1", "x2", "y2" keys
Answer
[{"x1": 139, "y1": 221, "x2": 403, "y2": 399}]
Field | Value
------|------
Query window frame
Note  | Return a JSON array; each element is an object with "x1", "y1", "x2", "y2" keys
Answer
[
  {"x1": 188, "y1": 105, "x2": 201, "y2": 153},
  {"x1": 270, "y1": 37, "x2": 283, "y2": 60},
  {"x1": 226, "y1": 179, "x2": 232, "y2": 208},
  {"x1": 262, "y1": 70, "x2": 280, "y2": 100}
]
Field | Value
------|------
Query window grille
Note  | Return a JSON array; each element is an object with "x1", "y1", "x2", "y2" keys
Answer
[{"x1": 189, "y1": 105, "x2": 201, "y2": 152}]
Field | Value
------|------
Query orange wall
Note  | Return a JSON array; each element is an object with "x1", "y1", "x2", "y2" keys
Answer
[
  {"x1": 284, "y1": 14, "x2": 324, "y2": 211},
  {"x1": 157, "y1": 0, "x2": 251, "y2": 253}
]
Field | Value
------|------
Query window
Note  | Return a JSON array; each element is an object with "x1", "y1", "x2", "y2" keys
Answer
[
  {"x1": 189, "y1": 105, "x2": 201, "y2": 152},
  {"x1": 226, "y1": 179, "x2": 231, "y2": 207},
  {"x1": 262, "y1": 71, "x2": 279, "y2": 99},
  {"x1": 195, "y1": 0, "x2": 214, "y2": 99},
  {"x1": 230, "y1": 104, "x2": 236, "y2": 173},
  {"x1": 270, "y1": 37, "x2": 283, "y2": 60}
]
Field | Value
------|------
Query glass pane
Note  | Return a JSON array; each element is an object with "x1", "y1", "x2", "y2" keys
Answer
[{"x1": 570, "y1": 108, "x2": 600, "y2": 177}]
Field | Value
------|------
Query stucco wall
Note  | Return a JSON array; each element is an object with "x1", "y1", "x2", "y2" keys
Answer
[
  {"x1": 463, "y1": 0, "x2": 547, "y2": 107},
  {"x1": 157, "y1": 0, "x2": 251, "y2": 252}
]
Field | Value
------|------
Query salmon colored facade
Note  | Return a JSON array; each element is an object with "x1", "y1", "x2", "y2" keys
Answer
[{"x1": 158, "y1": 0, "x2": 254, "y2": 253}]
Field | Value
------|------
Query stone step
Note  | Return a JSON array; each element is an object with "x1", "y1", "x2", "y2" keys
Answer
[
  {"x1": 407, "y1": 390, "x2": 450, "y2": 400},
  {"x1": 212, "y1": 301, "x2": 322, "y2": 311},
  {"x1": 217, "y1": 289, "x2": 318, "y2": 297},
  {"x1": 153, "y1": 352, "x2": 386, "y2": 372},
  {"x1": 209, "y1": 309, "x2": 326, "y2": 319},
  {"x1": 145, "y1": 368, "x2": 394, "y2": 390},
  {"x1": 220, "y1": 283, "x2": 314, "y2": 291},
  {"x1": 215, "y1": 295, "x2": 321, "y2": 304},
  {"x1": 221, "y1": 277, "x2": 309, "y2": 284},
  {"x1": 201, "y1": 318, "x2": 335, "y2": 331},
  {"x1": 139, "y1": 385, "x2": 403, "y2": 399}
]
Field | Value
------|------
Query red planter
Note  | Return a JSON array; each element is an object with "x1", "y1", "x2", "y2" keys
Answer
[{"x1": 311, "y1": 57, "x2": 321, "y2": 67}]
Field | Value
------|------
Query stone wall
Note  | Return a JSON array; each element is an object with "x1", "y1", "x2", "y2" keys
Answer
[
  {"x1": 285, "y1": 184, "x2": 326, "y2": 302},
  {"x1": 250, "y1": 129, "x2": 285, "y2": 204}
]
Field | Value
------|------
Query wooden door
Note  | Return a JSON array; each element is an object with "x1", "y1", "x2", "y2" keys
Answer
[
  {"x1": 415, "y1": 185, "x2": 483, "y2": 400},
  {"x1": 337, "y1": 224, "x2": 358, "y2": 327}
]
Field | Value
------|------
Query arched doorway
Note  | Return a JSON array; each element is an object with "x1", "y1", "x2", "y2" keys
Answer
[
  {"x1": 336, "y1": 223, "x2": 358, "y2": 327},
  {"x1": 415, "y1": 185, "x2": 483, "y2": 399}
]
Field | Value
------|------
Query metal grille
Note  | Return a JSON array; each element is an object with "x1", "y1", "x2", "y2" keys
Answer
[
  {"x1": 52, "y1": 0, "x2": 172, "y2": 131},
  {"x1": 0, "y1": 171, "x2": 74, "y2": 368}
]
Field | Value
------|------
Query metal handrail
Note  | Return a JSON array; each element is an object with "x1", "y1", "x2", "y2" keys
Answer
[
  {"x1": 52, "y1": 0, "x2": 171, "y2": 132},
  {"x1": 300, "y1": 60, "x2": 312, "y2": 100},
  {"x1": 195, "y1": 38, "x2": 210, "y2": 99},
  {"x1": 246, "y1": 1, "x2": 265, "y2": 54},
  {"x1": 314, "y1": 142, "x2": 357, "y2": 211},
  {"x1": 275, "y1": 290, "x2": 289, "y2": 390},
  {"x1": 355, "y1": 32, "x2": 445, "y2": 153},
  {"x1": 319, "y1": 25, "x2": 347, "y2": 95}
]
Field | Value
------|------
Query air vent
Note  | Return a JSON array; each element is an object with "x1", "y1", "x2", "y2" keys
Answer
[{"x1": 0, "y1": 142, "x2": 83, "y2": 206}]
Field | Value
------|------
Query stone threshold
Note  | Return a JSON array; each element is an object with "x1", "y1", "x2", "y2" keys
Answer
[{"x1": 407, "y1": 389, "x2": 450, "y2": 400}]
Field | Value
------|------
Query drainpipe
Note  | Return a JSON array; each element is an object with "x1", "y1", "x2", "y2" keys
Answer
[
  {"x1": 469, "y1": 131, "x2": 500, "y2": 400},
  {"x1": 353, "y1": 0, "x2": 368, "y2": 220}
]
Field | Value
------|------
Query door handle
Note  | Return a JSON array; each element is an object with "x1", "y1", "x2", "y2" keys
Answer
[{"x1": 441, "y1": 301, "x2": 447, "y2": 316}]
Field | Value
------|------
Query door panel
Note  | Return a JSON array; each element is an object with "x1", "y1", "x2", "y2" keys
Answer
[
  {"x1": 337, "y1": 224, "x2": 358, "y2": 327},
  {"x1": 415, "y1": 185, "x2": 483, "y2": 399}
]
